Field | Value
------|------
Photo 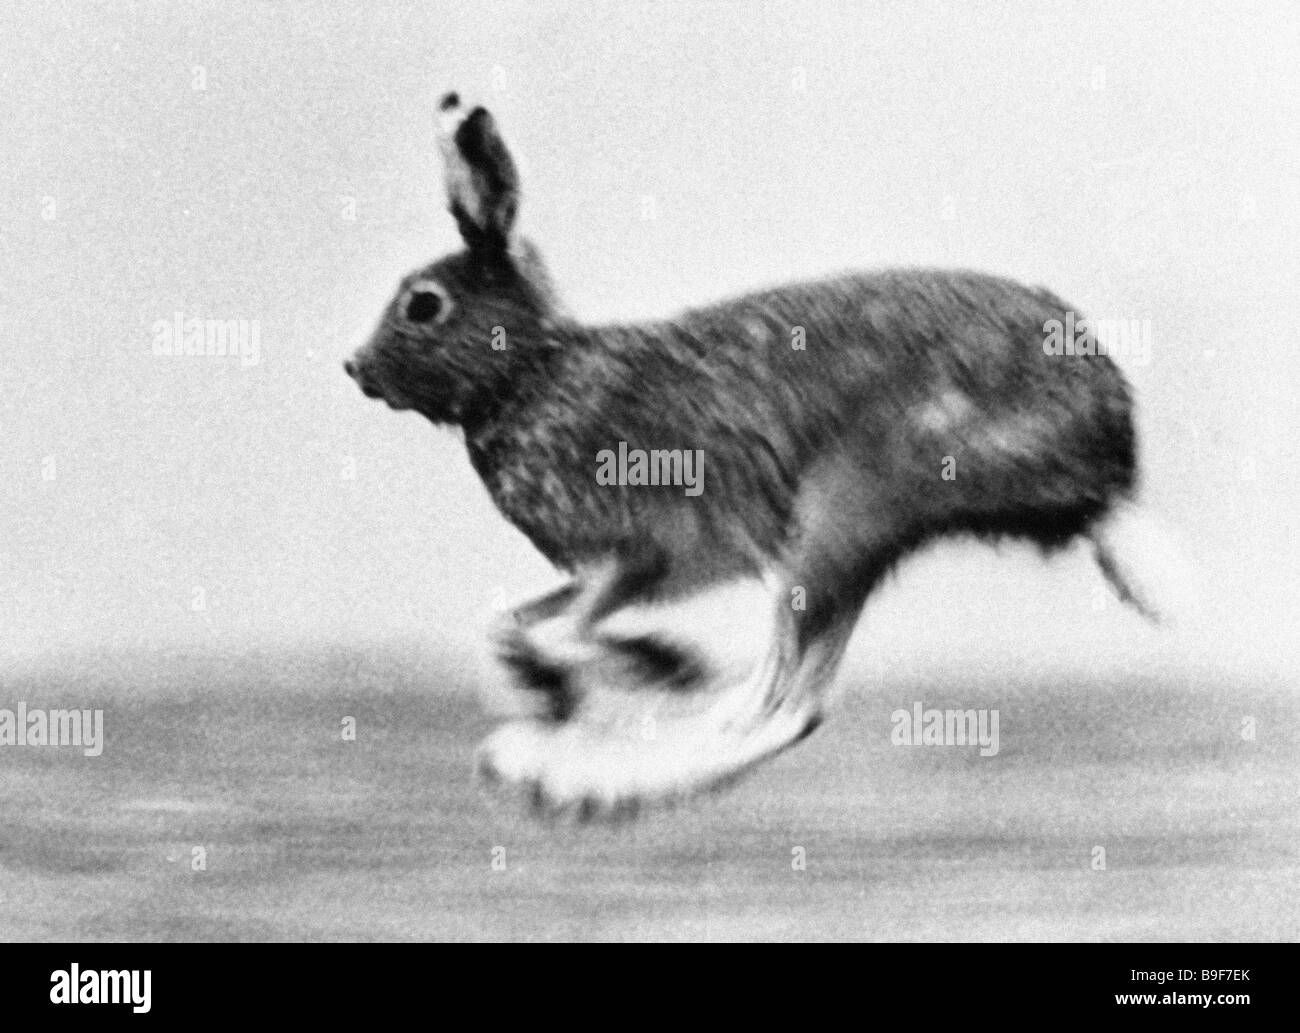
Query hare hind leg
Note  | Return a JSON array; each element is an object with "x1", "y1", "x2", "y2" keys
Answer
[
  {"x1": 474, "y1": 523, "x2": 870, "y2": 818},
  {"x1": 474, "y1": 571, "x2": 790, "y2": 816}
]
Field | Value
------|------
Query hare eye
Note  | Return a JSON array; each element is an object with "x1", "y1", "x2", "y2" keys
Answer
[{"x1": 404, "y1": 281, "x2": 453, "y2": 324}]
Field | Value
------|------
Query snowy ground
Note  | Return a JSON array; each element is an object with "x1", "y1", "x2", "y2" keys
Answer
[{"x1": 1, "y1": 645, "x2": 1295, "y2": 941}]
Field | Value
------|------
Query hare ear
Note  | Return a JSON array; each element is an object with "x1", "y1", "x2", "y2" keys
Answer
[{"x1": 437, "y1": 92, "x2": 519, "y2": 254}]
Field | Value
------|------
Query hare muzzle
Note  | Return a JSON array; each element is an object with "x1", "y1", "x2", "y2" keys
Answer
[{"x1": 343, "y1": 352, "x2": 411, "y2": 410}]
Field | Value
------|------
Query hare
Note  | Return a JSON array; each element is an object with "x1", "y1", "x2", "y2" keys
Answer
[{"x1": 345, "y1": 92, "x2": 1175, "y2": 820}]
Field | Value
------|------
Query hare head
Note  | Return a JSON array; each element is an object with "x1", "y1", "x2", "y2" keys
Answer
[{"x1": 345, "y1": 93, "x2": 560, "y2": 426}]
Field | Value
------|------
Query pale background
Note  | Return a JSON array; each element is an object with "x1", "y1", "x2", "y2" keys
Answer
[
  {"x1": 4, "y1": 0, "x2": 1297, "y2": 680},
  {"x1": 0, "y1": 1, "x2": 1296, "y2": 942}
]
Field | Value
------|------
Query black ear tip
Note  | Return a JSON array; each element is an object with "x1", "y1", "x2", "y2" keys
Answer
[{"x1": 438, "y1": 91, "x2": 460, "y2": 111}]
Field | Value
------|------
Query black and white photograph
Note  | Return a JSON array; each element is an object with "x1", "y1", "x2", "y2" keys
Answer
[{"x1": 2, "y1": 0, "x2": 1296, "y2": 975}]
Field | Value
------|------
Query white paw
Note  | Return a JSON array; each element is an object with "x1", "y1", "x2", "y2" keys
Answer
[
  {"x1": 475, "y1": 721, "x2": 656, "y2": 820},
  {"x1": 474, "y1": 703, "x2": 818, "y2": 822}
]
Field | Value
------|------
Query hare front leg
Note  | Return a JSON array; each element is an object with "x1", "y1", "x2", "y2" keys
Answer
[
  {"x1": 488, "y1": 554, "x2": 672, "y2": 720},
  {"x1": 488, "y1": 580, "x2": 584, "y2": 720}
]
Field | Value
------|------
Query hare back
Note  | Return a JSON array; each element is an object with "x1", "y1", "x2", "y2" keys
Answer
[{"x1": 469, "y1": 267, "x2": 1136, "y2": 574}]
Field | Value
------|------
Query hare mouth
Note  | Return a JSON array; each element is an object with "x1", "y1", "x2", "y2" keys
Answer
[
  {"x1": 376, "y1": 382, "x2": 414, "y2": 410},
  {"x1": 362, "y1": 382, "x2": 411, "y2": 410},
  {"x1": 347, "y1": 367, "x2": 411, "y2": 410}
]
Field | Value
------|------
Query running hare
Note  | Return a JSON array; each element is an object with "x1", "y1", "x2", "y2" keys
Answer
[{"x1": 346, "y1": 93, "x2": 1173, "y2": 820}]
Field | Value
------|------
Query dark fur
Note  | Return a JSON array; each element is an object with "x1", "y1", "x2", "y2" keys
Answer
[
  {"x1": 348, "y1": 96, "x2": 1137, "y2": 755},
  {"x1": 355, "y1": 252, "x2": 1134, "y2": 612}
]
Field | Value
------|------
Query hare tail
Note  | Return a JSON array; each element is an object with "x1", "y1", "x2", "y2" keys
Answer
[{"x1": 1088, "y1": 500, "x2": 1196, "y2": 626}]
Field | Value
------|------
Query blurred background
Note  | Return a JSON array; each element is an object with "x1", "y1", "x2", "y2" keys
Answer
[
  {"x1": 4, "y1": 0, "x2": 1299, "y2": 677},
  {"x1": 1, "y1": 1, "x2": 1296, "y2": 941}
]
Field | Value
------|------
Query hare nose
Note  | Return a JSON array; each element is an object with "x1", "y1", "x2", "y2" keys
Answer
[{"x1": 343, "y1": 359, "x2": 358, "y2": 379}]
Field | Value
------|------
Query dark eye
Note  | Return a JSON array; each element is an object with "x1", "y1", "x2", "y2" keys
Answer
[
  {"x1": 406, "y1": 291, "x2": 442, "y2": 322},
  {"x1": 402, "y1": 279, "x2": 453, "y2": 325}
]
